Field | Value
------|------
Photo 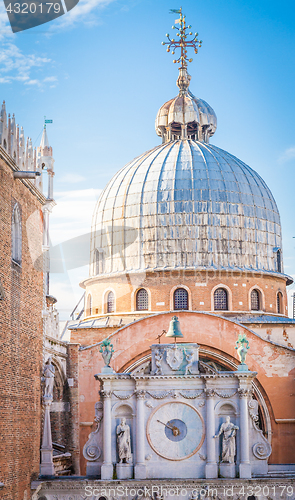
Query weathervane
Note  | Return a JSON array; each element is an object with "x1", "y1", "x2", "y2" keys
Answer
[{"x1": 162, "y1": 8, "x2": 202, "y2": 69}]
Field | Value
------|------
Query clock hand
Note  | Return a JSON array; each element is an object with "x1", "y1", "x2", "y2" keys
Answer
[
  {"x1": 157, "y1": 419, "x2": 174, "y2": 431},
  {"x1": 156, "y1": 420, "x2": 180, "y2": 436}
]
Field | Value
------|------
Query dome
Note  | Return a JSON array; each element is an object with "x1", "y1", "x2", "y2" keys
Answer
[{"x1": 90, "y1": 139, "x2": 282, "y2": 276}]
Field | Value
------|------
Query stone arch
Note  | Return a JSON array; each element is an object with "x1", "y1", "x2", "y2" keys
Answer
[
  {"x1": 170, "y1": 284, "x2": 192, "y2": 311},
  {"x1": 211, "y1": 283, "x2": 232, "y2": 311},
  {"x1": 215, "y1": 401, "x2": 239, "y2": 416}
]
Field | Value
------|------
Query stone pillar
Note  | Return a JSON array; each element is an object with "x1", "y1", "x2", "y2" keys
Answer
[
  {"x1": 134, "y1": 390, "x2": 146, "y2": 479},
  {"x1": 181, "y1": 124, "x2": 187, "y2": 139},
  {"x1": 40, "y1": 398, "x2": 54, "y2": 476},
  {"x1": 100, "y1": 390, "x2": 113, "y2": 479},
  {"x1": 239, "y1": 388, "x2": 251, "y2": 478},
  {"x1": 205, "y1": 388, "x2": 218, "y2": 479}
]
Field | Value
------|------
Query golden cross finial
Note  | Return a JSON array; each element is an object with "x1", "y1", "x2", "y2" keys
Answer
[{"x1": 162, "y1": 8, "x2": 202, "y2": 69}]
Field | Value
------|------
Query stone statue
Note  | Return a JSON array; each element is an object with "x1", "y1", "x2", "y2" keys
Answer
[
  {"x1": 214, "y1": 416, "x2": 239, "y2": 463},
  {"x1": 43, "y1": 356, "x2": 55, "y2": 399},
  {"x1": 154, "y1": 349, "x2": 163, "y2": 375},
  {"x1": 116, "y1": 418, "x2": 132, "y2": 464},
  {"x1": 235, "y1": 333, "x2": 249, "y2": 365},
  {"x1": 185, "y1": 349, "x2": 193, "y2": 375},
  {"x1": 99, "y1": 338, "x2": 114, "y2": 367}
]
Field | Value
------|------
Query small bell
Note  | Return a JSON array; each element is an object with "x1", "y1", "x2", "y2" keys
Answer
[{"x1": 165, "y1": 316, "x2": 184, "y2": 342}]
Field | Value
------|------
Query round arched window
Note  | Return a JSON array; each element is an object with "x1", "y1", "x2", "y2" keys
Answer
[
  {"x1": 173, "y1": 288, "x2": 188, "y2": 310},
  {"x1": 277, "y1": 291, "x2": 283, "y2": 314},
  {"x1": 106, "y1": 291, "x2": 115, "y2": 313},
  {"x1": 214, "y1": 288, "x2": 228, "y2": 310},
  {"x1": 250, "y1": 289, "x2": 260, "y2": 311},
  {"x1": 136, "y1": 289, "x2": 148, "y2": 311}
]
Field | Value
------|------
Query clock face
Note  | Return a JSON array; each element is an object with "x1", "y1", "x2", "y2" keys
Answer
[{"x1": 146, "y1": 401, "x2": 205, "y2": 461}]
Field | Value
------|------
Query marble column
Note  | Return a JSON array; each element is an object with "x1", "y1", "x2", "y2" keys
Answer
[
  {"x1": 205, "y1": 388, "x2": 218, "y2": 478},
  {"x1": 100, "y1": 390, "x2": 113, "y2": 479},
  {"x1": 239, "y1": 388, "x2": 251, "y2": 478},
  {"x1": 40, "y1": 398, "x2": 54, "y2": 476},
  {"x1": 134, "y1": 389, "x2": 146, "y2": 479}
]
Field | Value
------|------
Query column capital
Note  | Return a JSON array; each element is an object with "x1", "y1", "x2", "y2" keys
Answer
[
  {"x1": 135, "y1": 389, "x2": 146, "y2": 400},
  {"x1": 238, "y1": 388, "x2": 252, "y2": 398},
  {"x1": 205, "y1": 388, "x2": 215, "y2": 398},
  {"x1": 100, "y1": 390, "x2": 112, "y2": 399}
]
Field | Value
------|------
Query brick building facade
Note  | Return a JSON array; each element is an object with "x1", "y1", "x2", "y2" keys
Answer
[{"x1": 0, "y1": 142, "x2": 46, "y2": 500}]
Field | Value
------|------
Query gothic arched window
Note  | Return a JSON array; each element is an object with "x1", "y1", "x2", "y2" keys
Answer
[
  {"x1": 12, "y1": 204, "x2": 22, "y2": 265},
  {"x1": 136, "y1": 289, "x2": 149, "y2": 311},
  {"x1": 214, "y1": 288, "x2": 228, "y2": 311},
  {"x1": 106, "y1": 291, "x2": 115, "y2": 313},
  {"x1": 174, "y1": 288, "x2": 188, "y2": 310},
  {"x1": 277, "y1": 292, "x2": 283, "y2": 314},
  {"x1": 250, "y1": 289, "x2": 260, "y2": 311}
]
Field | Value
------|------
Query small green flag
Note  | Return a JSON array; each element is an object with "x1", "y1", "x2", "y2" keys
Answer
[{"x1": 45, "y1": 120, "x2": 53, "y2": 124}]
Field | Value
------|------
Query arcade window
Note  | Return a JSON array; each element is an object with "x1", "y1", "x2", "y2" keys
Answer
[
  {"x1": 214, "y1": 288, "x2": 228, "y2": 310},
  {"x1": 174, "y1": 288, "x2": 189, "y2": 310},
  {"x1": 136, "y1": 289, "x2": 149, "y2": 311}
]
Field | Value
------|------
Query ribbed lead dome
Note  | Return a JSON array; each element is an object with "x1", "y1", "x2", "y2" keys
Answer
[{"x1": 90, "y1": 140, "x2": 282, "y2": 276}]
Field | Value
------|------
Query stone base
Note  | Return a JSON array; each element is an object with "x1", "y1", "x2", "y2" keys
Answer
[
  {"x1": 239, "y1": 462, "x2": 252, "y2": 479},
  {"x1": 40, "y1": 449, "x2": 55, "y2": 476},
  {"x1": 237, "y1": 364, "x2": 249, "y2": 372},
  {"x1": 101, "y1": 366, "x2": 115, "y2": 374},
  {"x1": 116, "y1": 463, "x2": 133, "y2": 479},
  {"x1": 101, "y1": 463, "x2": 113, "y2": 479},
  {"x1": 219, "y1": 462, "x2": 236, "y2": 478},
  {"x1": 134, "y1": 463, "x2": 147, "y2": 479},
  {"x1": 205, "y1": 462, "x2": 218, "y2": 479},
  {"x1": 86, "y1": 462, "x2": 101, "y2": 477}
]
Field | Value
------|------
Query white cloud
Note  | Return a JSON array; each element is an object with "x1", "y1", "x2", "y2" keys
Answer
[
  {"x1": 50, "y1": 187, "x2": 102, "y2": 244},
  {"x1": 50, "y1": 0, "x2": 114, "y2": 30},
  {"x1": 43, "y1": 76, "x2": 58, "y2": 82},
  {"x1": 279, "y1": 147, "x2": 295, "y2": 164},
  {"x1": 0, "y1": 3, "x2": 57, "y2": 89},
  {"x1": 59, "y1": 173, "x2": 86, "y2": 183}
]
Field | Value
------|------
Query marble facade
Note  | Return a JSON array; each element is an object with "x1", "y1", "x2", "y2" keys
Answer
[{"x1": 81, "y1": 342, "x2": 271, "y2": 481}]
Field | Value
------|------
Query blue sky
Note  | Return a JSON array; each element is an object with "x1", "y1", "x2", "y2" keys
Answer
[{"x1": 1, "y1": 0, "x2": 295, "y2": 318}]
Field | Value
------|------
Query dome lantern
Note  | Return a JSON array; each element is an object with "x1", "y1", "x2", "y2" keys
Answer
[{"x1": 156, "y1": 8, "x2": 217, "y2": 144}]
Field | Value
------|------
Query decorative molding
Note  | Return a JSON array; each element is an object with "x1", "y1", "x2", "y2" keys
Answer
[
  {"x1": 252, "y1": 441, "x2": 272, "y2": 460},
  {"x1": 146, "y1": 390, "x2": 173, "y2": 400},
  {"x1": 179, "y1": 390, "x2": 204, "y2": 399},
  {"x1": 99, "y1": 390, "x2": 112, "y2": 399},
  {"x1": 113, "y1": 391, "x2": 135, "y2": 400},
  {"x1": 135, "y1": 389, "x2": 146, "y2": 400},
  {"x1": 248, "y1": 399, "x2": 272, "y2": 460},
  {"x1": 214, "y1": 389, "x2": 238, "y2": 399},
  {"x1": 205, "y1": 388, "x2": 215, "y2": 398},
  {"x1": 238, "y1": 388, "x2": 252, "y2": 398}
]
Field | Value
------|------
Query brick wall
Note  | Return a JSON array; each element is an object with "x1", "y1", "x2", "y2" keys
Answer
[
  {"x1": 0, "y1": 150, "x2": 45, "y2": 500},
  {"x1": 66, "y1": 343, "x2": 80, "y2": 475},
  {"x1": 83, "y1": 269, "x2": 288, "y2": 318}
]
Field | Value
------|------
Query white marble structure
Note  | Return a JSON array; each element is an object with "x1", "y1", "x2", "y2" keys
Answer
[{"x1": 83, "y1": 342, "x2": 272, "y2": 480}]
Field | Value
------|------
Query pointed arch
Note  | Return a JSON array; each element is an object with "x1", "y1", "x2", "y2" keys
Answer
[{"x1": 12, "y1": 203, "x2": 22, "y2": 265}]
